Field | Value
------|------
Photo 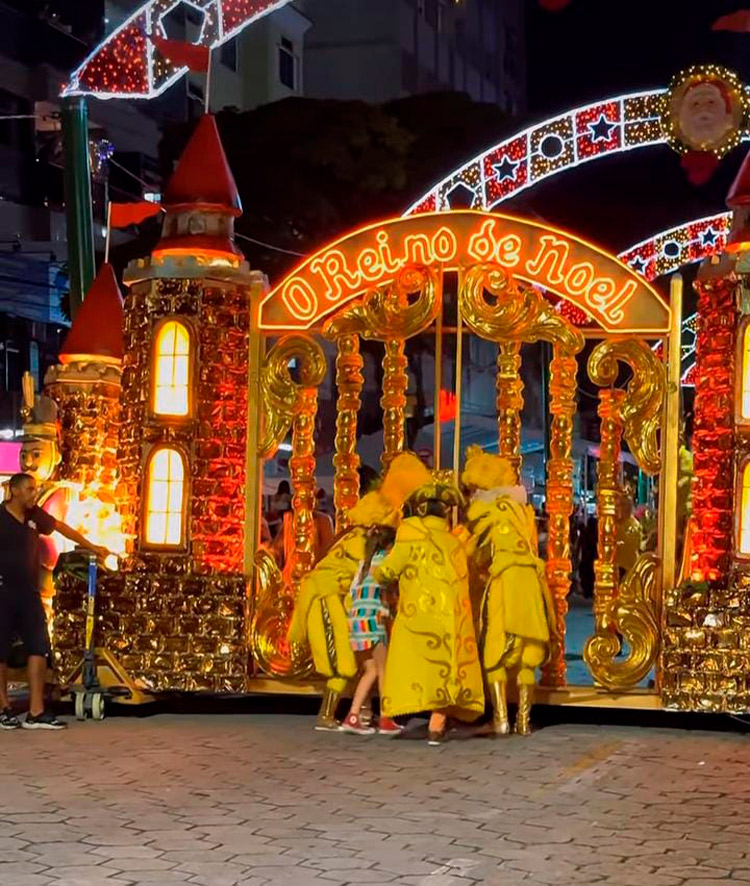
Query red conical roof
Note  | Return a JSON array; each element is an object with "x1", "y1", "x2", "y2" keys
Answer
[
  {"x1": 727, "y1": 149, "x2": 750, "y2": 208},
  {"x1": 59, "y1": 263, "x2": 124, "y2": 364},
  {"x1": 163, "y1": 114, "x2": 241, "y2": 215}
]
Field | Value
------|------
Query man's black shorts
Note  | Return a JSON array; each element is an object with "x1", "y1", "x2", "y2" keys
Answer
[{"x1": 0, "y1": 583, "x2": 50, "y2": 662}]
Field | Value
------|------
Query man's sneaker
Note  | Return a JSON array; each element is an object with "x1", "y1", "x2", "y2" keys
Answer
[
  {"x1": 377, "y1": 716, "x2": 404, "y2": 735},
  {"x1": 427, "y1": 730, "x2": 447, "y2": 746},
  {"x1": 22, "y1": 711, "x2": 67, "y2": 731},
  {"x1": 0, "y1": 708, "x2": 20, "y2": 730},
  {"x1": 339, "y1": 712, "x2": 375, "y2": 735}
]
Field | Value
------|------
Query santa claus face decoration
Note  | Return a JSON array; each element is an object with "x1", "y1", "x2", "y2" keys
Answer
[{"x1": 663, "y1": 65, "x2": 747, "y2": 157}]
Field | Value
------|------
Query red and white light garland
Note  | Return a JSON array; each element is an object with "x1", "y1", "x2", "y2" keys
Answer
[{"x1": 64, "y1": 0, "x2": 295, "y2": 99}]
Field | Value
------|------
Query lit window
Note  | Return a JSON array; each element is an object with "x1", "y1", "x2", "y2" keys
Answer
[
  {"x1": 742, "y1": 325, "x2": 750, "y2": 420},
  {"x1": 144, "y1": 448, "x2": 185, "y2": 547},
  {"x1": 741, "y1": 463, "x2": 750, "y2": 556},
  {"x1": 153, "y1": 321, "x2": 190, "y2": 417}
]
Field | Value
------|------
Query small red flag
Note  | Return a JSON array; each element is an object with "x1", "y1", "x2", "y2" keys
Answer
[
  {"x1": 712, "y1": 10, "x2": 750, "y2": 31},
  {"x1": 149, "y1": 34, "x2": 210, "y2": 72},
  {"x1": 680, "y1": 151, "x2": 720, "y2": 187},
  {"x1": 110, "y1": 201, "x2": 163, "y2": 229}
]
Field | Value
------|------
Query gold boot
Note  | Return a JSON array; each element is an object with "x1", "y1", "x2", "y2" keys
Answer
[
  {"x1": 515, "y1": 683, "x2": 533, "y2": 736},
  {"x1": 489, "y1": 681, "x2": 510, "y2": 735},
  {"x1": 315, "y1": 687, "x2": 341, "y2": 731}
]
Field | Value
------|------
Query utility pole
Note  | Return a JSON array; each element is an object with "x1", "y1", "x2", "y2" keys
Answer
[{"x1": 61, "y1": 96, "x2": 95, "y2": 319}]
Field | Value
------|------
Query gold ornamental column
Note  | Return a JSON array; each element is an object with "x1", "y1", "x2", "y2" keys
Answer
[
  {"x1": 331, "y1": 334, "x2": 363, "y2": 531},
  {"x1": 495, "y1": 341, "x2": 524, "y2": 482},
  {"x1": 289, "y1": 385, "x2": 319, "y2": 586},
  {"x1": 381, "y1": 338, "x2": 408, "y2": 472},
  {"x1": 541, "y1": 345, "x2": 579, "y2": 686},
  {"x1": 591, "y1": 388, "x2": 626, "y2": 654}
]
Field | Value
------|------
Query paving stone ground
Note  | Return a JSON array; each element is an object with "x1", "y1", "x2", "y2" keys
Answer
[{"x1": 2, "y1": 710, "x2": 750, "y2": 886}]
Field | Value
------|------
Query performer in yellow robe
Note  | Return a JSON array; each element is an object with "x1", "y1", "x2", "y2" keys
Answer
[
  {"x1": 288, "y1": 453, "x2": 430, "y2": 730},
  {"x1": 376, "y1": 479, "x2": 484, "y2": 744},
  {"x1": 462, "y1": 447, "x2": 556, "y2": 736}
]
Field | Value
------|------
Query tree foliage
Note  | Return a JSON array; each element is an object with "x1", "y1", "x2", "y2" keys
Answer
[{"x1": 159, "y1": 92, "x2": 516, "y2": 281}]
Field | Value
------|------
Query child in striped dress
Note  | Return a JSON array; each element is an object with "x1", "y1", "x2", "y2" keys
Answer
[{"x1": 340, "y1": 526, "x2": 400, "y2": 736}]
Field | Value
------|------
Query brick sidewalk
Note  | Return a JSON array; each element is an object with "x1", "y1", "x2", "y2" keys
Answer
[{"x1": 1, "y1": 713, "x2": 749, "y2": 885}]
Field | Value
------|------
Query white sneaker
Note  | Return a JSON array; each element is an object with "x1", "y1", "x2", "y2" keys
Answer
[{"x1": 22, "y1": 711, "x2": 67, "y2": 730}]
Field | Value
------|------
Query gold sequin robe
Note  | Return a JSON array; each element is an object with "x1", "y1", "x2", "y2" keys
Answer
[
  {"x1": 288, "y1": 528, "x2": 364, "y2": 691},
  {"x1": 375, "y1": 515, "x2": 484, "y2": 721},
  {"x1": 467, "y1": 495, "x2": 556, "y2": 677}
]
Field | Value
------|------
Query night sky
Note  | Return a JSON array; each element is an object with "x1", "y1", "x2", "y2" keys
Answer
[
  {"x1": 515, "y1": 0, "x2": 750, "y2": 261},
  {"x1": 526, "y1": 0, "x2": 750, "y2": 115}
]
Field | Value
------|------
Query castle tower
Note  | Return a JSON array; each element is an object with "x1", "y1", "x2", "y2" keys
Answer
[
  {"x1": 44, "y1": 262, "x2": 123, "y2": 495},
  {"x1": 726, "y1": 150, "x2": 750, "y2": 581},
  {"x1": 662, "y1": 150, "x2": 750, "y2": 712},
  {"x1": 107, "y1": 115, "x2": 267, "y2": 693},
  {"x1": 47, "y1": 263, "x2": 125, "y2": 672}
]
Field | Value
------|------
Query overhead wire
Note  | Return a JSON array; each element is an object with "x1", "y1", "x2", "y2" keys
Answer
[
  {"x1": 107, "y1": 160, "x2": 308, "y2": 257},
  {"x1": 235, "y1": 232, "x2": 305, "y2": 257},
  {"x1": 108, "y1": 157, "x2": 154, "y2": 191}
]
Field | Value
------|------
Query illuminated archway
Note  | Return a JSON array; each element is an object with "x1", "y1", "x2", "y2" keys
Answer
[
  {"x1": 262, "y1": 210, "x2": 670, "y2": 334},
  {"x1": 619, "y1": 212, "x2": 731, "y2": 282},
  {"x1": 260, "y1": 209, "x2": 673, "y2": 690},
  {"x1": 64, "y1": 0, "x2": 295, "y2": 99},
  {"x1": 405, "y1": 94, "x2": 750, "y2": 216},
  {"x1": 613, "y1": 214, "x2": 731, "y2": 388}
]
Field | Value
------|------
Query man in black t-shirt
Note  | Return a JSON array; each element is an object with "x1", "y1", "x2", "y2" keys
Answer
[{"x1": 0, "y1": 472, "x2": 107, "y2": 730}]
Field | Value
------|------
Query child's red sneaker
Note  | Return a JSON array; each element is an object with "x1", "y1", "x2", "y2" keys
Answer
[
  {"x1": 339, "y1": 712, "x2": 375, "y2": 735},
  {"x1": 377, "y1": 716, "x2": 403, "y2": 735}
]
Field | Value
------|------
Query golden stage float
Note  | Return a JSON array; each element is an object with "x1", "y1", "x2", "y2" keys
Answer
[{"x1": 45, "y1": 111, "x2": 736, "y2": 714}]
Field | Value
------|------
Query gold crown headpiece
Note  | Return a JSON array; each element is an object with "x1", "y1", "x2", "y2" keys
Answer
[
  {"x1": 347, "y1": 491, "x2": 400, "y2": 529},
  {"x1": 461, "y1": 445, "x2": 516, "y2": 490},
  {"x1": 378, "y1": 452, "x2": 432, "y2": 509},
  {"x1": 408, "y1": 472, "x2": 466, "y2": 511},
  {"x1": 20, "y1": 423, "x2": 59, "y2": 444}
]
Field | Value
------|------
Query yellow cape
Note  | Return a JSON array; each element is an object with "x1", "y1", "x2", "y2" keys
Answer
[{"x1": 375, "y1": 515, "x2": 484, "y2": 721}]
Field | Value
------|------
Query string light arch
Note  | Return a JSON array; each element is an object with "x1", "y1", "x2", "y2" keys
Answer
[
  {"x1": 404, "y1": 89, "x2": 750, "y2": 216},
  {"x1": 63, "y1": 0, "x2": 297, "y2": 99},
  {"x1": 614, "y1": 214, "x2": 732, "y2": 389}
]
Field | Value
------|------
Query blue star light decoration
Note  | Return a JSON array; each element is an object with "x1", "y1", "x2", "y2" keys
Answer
[
  {"x1": 588, "y1": 114, "x2": 617, "y2": 143},
  {"x1": 629, "y1": 255, "x2": 647, "y2": 275},
  {"x1": 701, "y1": 227, "x2": 718, "y2": 246},
  {"x1": 493, "y1": 156, "x2": 519, "y2": 182}
]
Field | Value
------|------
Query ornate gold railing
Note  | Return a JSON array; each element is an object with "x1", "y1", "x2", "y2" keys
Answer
[
  {"x1": 584, "y1": 339, "x2": 665, "y2": 690},
  {"x1": 252, "y1": 334, "x2": 326, "y2": 677}
]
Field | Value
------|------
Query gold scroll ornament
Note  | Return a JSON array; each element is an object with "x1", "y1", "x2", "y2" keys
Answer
[
  {"x1": 326, "y1": 265, "x2": 440, "y2": 471},
  {"x1": 253, "y1": 334, "x2": 326, "y2": 677},
  {"x1": 459, "y1": 264, "x2": 584, "y2": 685},
  {"x1": 258, "y1": 334, "x2": 327, "y2": 459},
  {"x1": 252, "y1": 549, "x2": 312, "y2": 678},
  {"x1": 584, "y1": 339, "x2": 665, "y2": 690}
]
